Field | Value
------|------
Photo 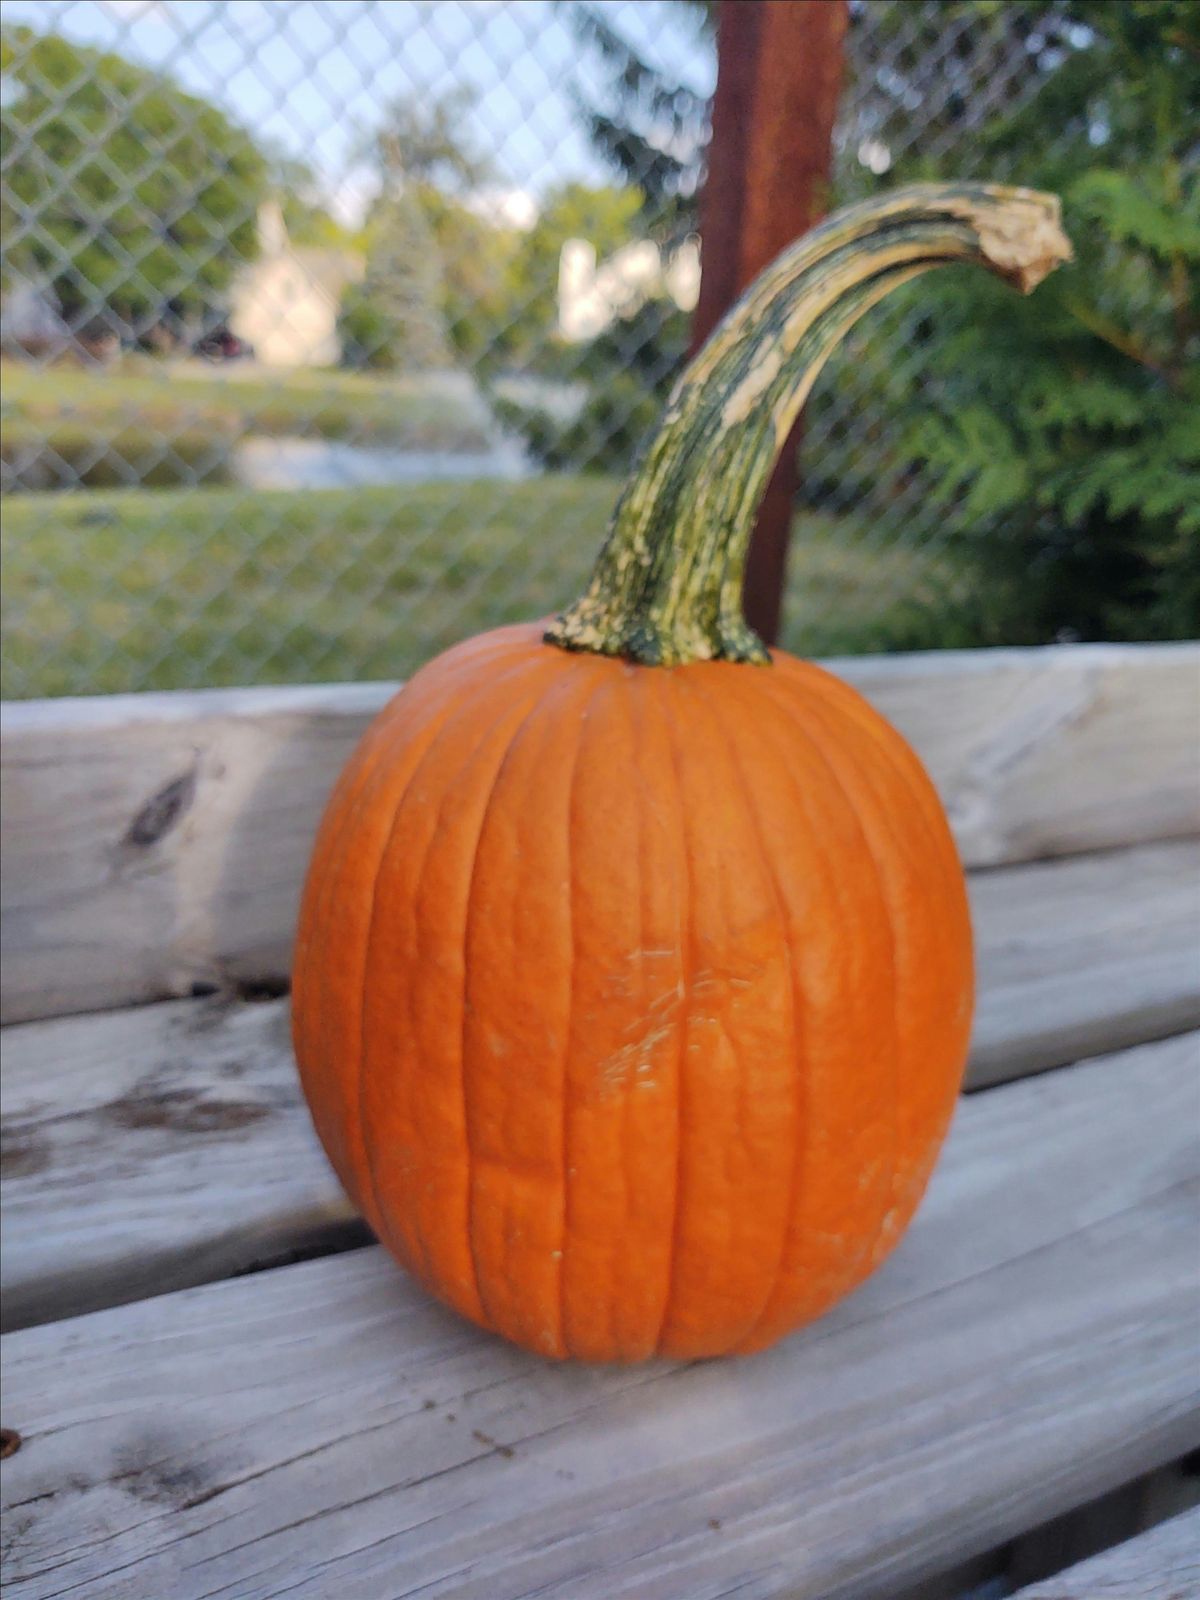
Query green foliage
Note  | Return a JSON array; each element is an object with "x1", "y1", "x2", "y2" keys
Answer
[
  {"x1": 842, "y1": 0, "x2": 1199, "y2": 644},
  {"x1": 499, "y1": 182, "x2": 645, "y2": 364},
  {"x1": 341, "y1": 85, "x2": 650, "y2": 376},
  {"x1": 494, "y1": 374, "x2": 658, "y2": 475},
  {"x1": 418, "y1": 187, "x2": 522, "y2": 368},
  {"x1": 341, "y1": 90, "x2": 509, "y2": 371},
  {"x1": 367, "y1": 87, "x2": 491, "y2": 192},
  {"x1": 350, "y1": 173, "x2": 648, "y2": 376},
  {"x1": 838, "y1": 0, "x2": 1070, "y2": 202},
  {"x1": 338, "y1": 187, "x2": 453, "y2": 370},
  {"x1": 268, "y1": 151, "x2": 360, "y2": 252},
  {"x1": 340, "y1": 96, "x2": 469, "y2": 372},
  {"x1": 561, "y1": 1, "x2": 713, "y2": 242},
  {"x1": 495, "y1": 298, "x2": 690, "y2": 473},
  {"x1": 0, "y1": 24, "x2": 265, "y2": 336}
]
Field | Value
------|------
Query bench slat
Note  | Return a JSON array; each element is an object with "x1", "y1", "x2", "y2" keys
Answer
[
  {"x1": 4, "y1": 642, "x2": 1197, "y2": 1024},
  {"x1": 4, "y1": 839, "x2": 1198, "y2": 1333},
  {"x1": 1011, "y1": 1507, "x2": 1200, "y2": 1598},
  {"x1": 0, "y1": 996, "x2": 366, "y2": 1334},
  {"x1": 2, "y1": 1032, "x2": 1197, "y2": 1600},
  {"x1": 970, "y1": 839, "x2": 1200, "y2": 1086}
]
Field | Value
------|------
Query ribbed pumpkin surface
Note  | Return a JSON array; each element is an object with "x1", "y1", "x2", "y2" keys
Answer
[{"x1": 292, "y1": 621, "x2": 973, "y2": 1361}]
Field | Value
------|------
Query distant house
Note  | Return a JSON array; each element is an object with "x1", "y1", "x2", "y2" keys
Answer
[
  {"x1": 557, "y1": 236, "x2": 701, "y2": 343},
  {"x1": 0, "y1": 278, "x2": 71, "y2": 357},
  {"x1": 229, "y1": 203, "x2": 363, "y2": 368}
]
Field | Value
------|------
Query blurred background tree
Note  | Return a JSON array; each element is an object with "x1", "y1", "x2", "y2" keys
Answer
[
  {"x1": 338, "y1": 90, "x2": 490, "y2": 370},
  {"x1": 822, "y1": 0, "x2": 1199, "y2": 645},
  {"x1": 0, "y1": 25, "x2": 264, "y2": 343},
  {"x1": 270, "y1": 151, "x2": 358, "y2": 252},
  {"x1": 556, "y1": 0, "x2": 1198, "y2": 644},
  {"x1": 493, "y1": 2, "x2": 712, "y2": 466},
  {"x1": 340, "y1": 182, "x2": 454, "y2": 371},
  {"x1": 501, "y1": 181, "x2": 645, "y2": 363},
  {"x1": 562, "y1": 0, "x2": 713, "y2": 243}
]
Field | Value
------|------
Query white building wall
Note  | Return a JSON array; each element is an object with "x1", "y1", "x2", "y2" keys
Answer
[{"x1": 558, "y1": 236, "x2": 701, "y2": 342}]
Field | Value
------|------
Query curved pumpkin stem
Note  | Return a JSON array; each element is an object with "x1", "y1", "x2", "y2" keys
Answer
[{"x1": 546, "y1": 182, "x2": 1072, "y2": 666}]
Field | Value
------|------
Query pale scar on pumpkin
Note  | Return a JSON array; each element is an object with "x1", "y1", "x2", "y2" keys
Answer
[
  {"x1": 595, "y1": 1018, "x2": 678, "y2": 1096},
  {"x1": 591, "y1": 949, "x2": 776, "y2": 1096}
]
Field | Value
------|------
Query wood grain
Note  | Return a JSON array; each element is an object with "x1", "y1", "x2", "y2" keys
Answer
[
  {"x1": 4, "y1": 840, "x2": 1198, "y2": 1333},
  {"x1": 0, "y1": 994, "x2": 365, "y2": 1333},
  {"x1": 1011, "y1": 1507, "x2": 1200, "y2": 1598},
  {"x1": 2, "y1": 1033, "x2": 1197, "y2": 1600},
  {"x1": 842, "y1": 642, "x2": 1200, "y2": 868},
  {"x1": 969, "y1": 839, "x2": 1200, "y2": 1087},
  {"x1": 4, "y1": 642, "x2": 1196, "y2": 1024},
  {"x1": 0, "y1": 682, "x2": 388, "y2": 1025}
]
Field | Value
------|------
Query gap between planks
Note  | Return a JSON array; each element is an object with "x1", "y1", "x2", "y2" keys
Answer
[
  {"x1": 1, "y1": 1030, "x2": 1197, "y2": 1600},
  {"x1": 2, "y1": 837, "x2": 1199, "y2": 1334},
  {"x1": 1010, "y1": 1504, "x2": 1200, "y2": 1598}
]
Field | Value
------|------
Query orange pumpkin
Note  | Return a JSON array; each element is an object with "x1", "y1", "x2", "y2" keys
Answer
[{"x1": 292, "y1": 185, "x2": 1070, "y2": 1361}]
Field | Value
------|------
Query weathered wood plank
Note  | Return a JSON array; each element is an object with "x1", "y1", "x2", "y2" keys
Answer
[
  {"x1": 4, "y1": 642, "x2": 1196, "y2": 1024},
  {"x1": 0, "y1": 994, "x2": 365, "y2": 1334},
  {"x1": 0, "y1": 682, "x2": 386, "y2": 1025},
  {"x1": 843, "y1": 643, "x2": 1200, "y2": 868},
  {"x1": 1011, "y1": 1507, "x2": 1200, "y2": 1598},
  {"x1": 969, "y1": 839, "x2": 1200, "y2": 1087},
  {"x1": 2, "y1": 1034, "x2": 1197, "y2": 1600},
  {"x1": 4, "y1": 840, "x2": 1198, "y2": 1333}
]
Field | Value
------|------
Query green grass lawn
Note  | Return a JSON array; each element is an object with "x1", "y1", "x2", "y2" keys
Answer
[
  {"x1": 1, "y1": 359, "x2": 494, "y2": 486},
  {"x1": 1, "y1": 478, "x2": 967, "y2": 698}
]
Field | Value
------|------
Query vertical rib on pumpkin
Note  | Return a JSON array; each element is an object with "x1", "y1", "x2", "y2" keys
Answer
[{"x1": 546, "y1": 184, "x2": 1071, "y2": 666}]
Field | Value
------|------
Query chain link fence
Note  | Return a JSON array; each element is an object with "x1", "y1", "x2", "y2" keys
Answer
[{"x1": 0, "y1": 1, "x2": 1168, "y2": 698}]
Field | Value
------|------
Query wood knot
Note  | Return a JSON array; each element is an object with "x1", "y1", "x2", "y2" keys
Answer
[{"x1": 122, "y1": 767, "x2": 197, "y2": 850}]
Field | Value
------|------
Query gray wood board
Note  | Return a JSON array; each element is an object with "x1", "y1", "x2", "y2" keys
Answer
[
  {"x1": 3, "y1": 839, "x2": 1198, "y2": 1333},
  {"x1": 1011, "y1": 1506, "x2": 1200, "y2": 1598},
  {"x1": 0, "y1": 994, "x2": 366, "y2": 1334},
  {"x1": 4, "y1": 642, "x2": 1197, "y2": 1024},
  {"x1": 2, "y1": 1032, "x2": 1198, "y2": 1600},
  {"x1": 969, "y1": 839, "x2": 1200, "y2": 1086}
]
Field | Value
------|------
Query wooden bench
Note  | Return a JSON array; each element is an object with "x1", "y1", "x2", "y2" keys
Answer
[{"x1": 2, "y1": 641, "x2": 1198, "y2": 1599}]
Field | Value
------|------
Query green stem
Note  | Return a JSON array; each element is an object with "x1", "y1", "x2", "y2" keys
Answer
[{"x1": 546, "y1": 182, "x2": 1071, "y2": 666}]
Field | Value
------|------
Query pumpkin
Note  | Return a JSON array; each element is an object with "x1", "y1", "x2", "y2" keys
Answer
[{"x1": 292, "y1": 184, "x2": 1071, "y2": 1362}]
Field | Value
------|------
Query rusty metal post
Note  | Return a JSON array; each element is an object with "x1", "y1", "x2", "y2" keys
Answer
[{"x1": 692, "y1": 0, "x2": 849, "y2": 645}]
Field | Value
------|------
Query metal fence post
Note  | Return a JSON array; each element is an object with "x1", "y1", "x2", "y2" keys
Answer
[{"x1": 692, "y1": 0, "x2": 849, "y2": 646}]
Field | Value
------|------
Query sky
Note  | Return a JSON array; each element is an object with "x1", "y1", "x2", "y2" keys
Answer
[{"x1": 3, "y1": 0, "x2": 716, "y2": 224}]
